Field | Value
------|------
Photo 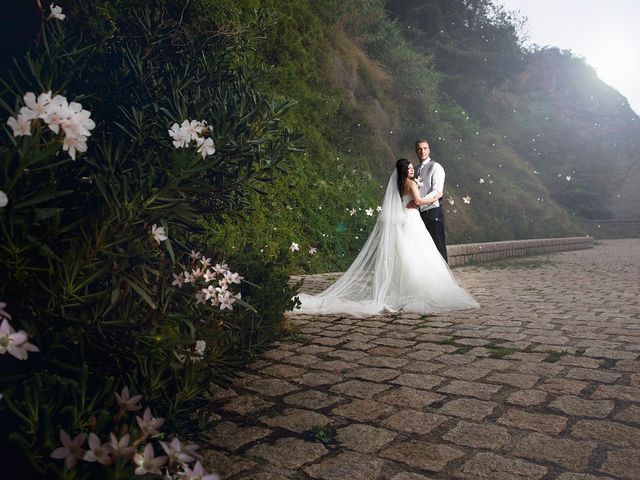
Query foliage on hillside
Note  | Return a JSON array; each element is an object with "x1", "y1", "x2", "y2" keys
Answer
[{"x1": 205, "y1": 0, "x2": 590, "y2": 274}]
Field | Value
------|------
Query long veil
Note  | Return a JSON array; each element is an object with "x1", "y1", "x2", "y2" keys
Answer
[{"x1": 296, "y1": 169, "x2": 478, "y2": 316}]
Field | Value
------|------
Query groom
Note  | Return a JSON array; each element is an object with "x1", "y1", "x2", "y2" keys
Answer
[{"x1": 412, "y1": 139, "x2": 448, "y2": 263}]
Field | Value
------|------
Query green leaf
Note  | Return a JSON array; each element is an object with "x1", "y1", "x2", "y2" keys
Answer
[
  {"x1": 124, "y1": 277, "x2": 157, "y2": 309},
  {"x1": 13, "y1": 190, "x2": 73, "y2": 209}
]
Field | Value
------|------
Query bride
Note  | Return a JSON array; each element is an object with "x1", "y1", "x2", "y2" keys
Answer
[{"x1": 296, "y1": 159, "x2": 479, "y2": 316}]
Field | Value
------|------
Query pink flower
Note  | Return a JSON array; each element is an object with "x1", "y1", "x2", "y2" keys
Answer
[
  {"x1": 189, "y1": 250, "x2": 202, "y2": 261},
  {"x1": 83, "y1": 433, "x2": 112, "y2": 465},
  {"x1": 180, "y1": 461, "x2": 219, "y2": 480},
  {"x1": 108, "y1": 433, "x2": 135, "y2": 458},
  {"x1": 50, "y1": 429, "x2": 86, "y2": 469},
  {"x1": 203, "y1": 270, "x2": 216, "y2": 283},
  {"x1": 218, "y1": 292, "x2": 236, "y2": 311},
  {"x1": 223, "y1": 271, "x2": 242, "y2": 284},
  {"x1": 172, "y1": 272, "x2": 185, "y2": 288},
  {"x1": 133, "y1": 443, "x2": 167, "y2": 476},
  {"x1": 7, "y1": 114, "x2": 32, "y2": 136},
  {"x1": 0, "y1": 302, "x2": 11, "y2": 319},
  {"x1": 0, "y1": 318, "x2": 39, "y2": 360},
  {"x1": 136, "y1": 407, "x2": 165, "y2": 437},
  {"x1": 159, "y1": 437, "x2": 200, "y2": 464},
  {"x1": 202, "y1": 286, "x2": 217, "y2": 301},
  {"x1": 213, "y1": 263, "x2": 227, "y2": 275},
  {"x1": 115, "y1": 386, "x2": 143, "y2": 412},
  {"x1": 194, "y1": 291, "x2": 207, "y2": 305},
  {"x1": 199, "y1": 256, "x2": 212, "y2": 268}
]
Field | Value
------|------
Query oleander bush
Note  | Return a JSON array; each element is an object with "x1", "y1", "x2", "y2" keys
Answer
[{"x1": 0, "y1": 3, "x2": 299, "y2": 478}]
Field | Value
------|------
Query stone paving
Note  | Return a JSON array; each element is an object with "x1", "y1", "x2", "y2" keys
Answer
[{"x1": 202, "y1": 239, "x2": 640, "y2": 480}]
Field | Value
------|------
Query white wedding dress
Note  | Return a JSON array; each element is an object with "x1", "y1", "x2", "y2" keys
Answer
[{"x1": 296, "y1": 170, "x2": 479, "y2": 316}]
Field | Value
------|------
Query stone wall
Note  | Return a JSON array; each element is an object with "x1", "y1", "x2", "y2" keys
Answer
[{"x1": 447, "y1": 236, "x2": 593, "y2": 267}]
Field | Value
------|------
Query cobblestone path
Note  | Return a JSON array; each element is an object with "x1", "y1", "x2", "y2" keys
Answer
[{"x1": 202, "y1": 239, "x2": 640, "y2": 480}]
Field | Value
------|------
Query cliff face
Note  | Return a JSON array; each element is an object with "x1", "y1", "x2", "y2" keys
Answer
[
  {"x1": 504, "y1": 49, "x2": 640, "y2": 219},
  {"x1": 325, "y1": 8, "x2": 640, "y2": 225}
]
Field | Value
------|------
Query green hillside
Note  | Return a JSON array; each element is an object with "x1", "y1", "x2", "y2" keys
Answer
[{"x1": 205, "y1": 0, "x2": 640, "y2": 272}]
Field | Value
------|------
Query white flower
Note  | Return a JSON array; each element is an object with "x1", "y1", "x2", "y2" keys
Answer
[
  {"x1": 348, "y1": 208, "x2": 356, "y2": 216},
  {"x1": 194, "y1": 340, "x2": 206, "y2": 356},
  {"x1": 196, "y1": 137, "x2": 215, "y2": 158},
  {"x1": 365, "y1": 208, "x2": 374, "y2": 216},
  {"x1": 376, "y1": 205, "x2": 382, "y2": 212},
  {"x1": 42, "y1": 94, "x2": 69, "y2": 134},
  {"x1": 151, "y1": 224, "x2": 168, "y2": 244},
  {"x1": 168, "y1": 122, "x2": 190, "y2": 148},
  {"x1": 186, "y1": 120, "x2": 204, "y2": 140},
  {"x1": 566, "y1": 175, "x2": 572, "y2": 181},
  {"x1": 189, "y1": 250, "x2": 202, "y2": 261},
  {"x1": 289, "y1": 242, "x2": 299, "y2": 252},
  {"x1": 0, "y1": 191, "x2": 8, "y2": 208},
  {"x1": 308, "y1": 247, "x2": 317, "y2": 255},
  {"x1": 48, "y1": 3, "x2": 66, "y2": 20},
  {"x1": 23, "y1": 91, "x2": 52, "y2": 118},
  {"x1": 7, "y1": 114, "x2": 32, "y2": 136},
  {"x1": 62, "y1": 134, "x2": 88, "y2": 160},
  {"x1": 462, "y1": 195, "x2": 471, "y2": 204},
  {"x1": 447, "y1": 196, "x2": 455, "y2": 205},
  {"x1": 199, "y1": 256, "x2": 212, "y2": 268},
  {"x1": 479, "y1": 178, "x2": 485, "y2": 184},
  {"x1": 415, "y1": 176, "x2": 424, "y2": 187}
]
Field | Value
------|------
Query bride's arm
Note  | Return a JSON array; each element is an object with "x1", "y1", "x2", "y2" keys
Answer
[
  {"x1": 406, "y1": 180, "x2": 430, "y2": 207},
  {"x1": 406, "y1": 181, "x2": 440, "y2": 207}
]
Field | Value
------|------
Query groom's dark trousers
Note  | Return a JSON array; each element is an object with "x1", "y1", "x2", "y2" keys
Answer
[{"x1": 420, "y1": 206, "x2": 448, "y2": 264}]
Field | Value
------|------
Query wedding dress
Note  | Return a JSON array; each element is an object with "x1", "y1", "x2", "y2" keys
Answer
[{"x1": 296, "y1": 170, "x2": 479, "y2": 316}]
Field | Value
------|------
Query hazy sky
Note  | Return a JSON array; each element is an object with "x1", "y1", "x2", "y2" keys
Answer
[{"x1": 496, "y1": 0, "x2": 640, "y2": 114}]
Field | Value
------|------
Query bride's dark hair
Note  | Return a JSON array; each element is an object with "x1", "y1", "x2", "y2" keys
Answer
[{"x1": 396, "y1": 158, "x2": 411, "y2": 196}]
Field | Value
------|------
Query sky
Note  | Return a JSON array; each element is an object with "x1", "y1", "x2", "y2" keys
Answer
[{"x1": 496, "y1": 0, "x2": 640, "y2": 114}]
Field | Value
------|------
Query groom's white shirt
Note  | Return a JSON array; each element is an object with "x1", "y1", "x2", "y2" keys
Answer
[{"x1": 417, "y1": 157, "x2": 444, "y2": 212}]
